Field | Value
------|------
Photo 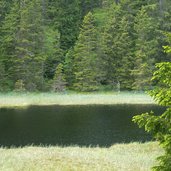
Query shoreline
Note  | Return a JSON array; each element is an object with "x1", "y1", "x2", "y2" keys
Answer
[{"x1": 0, "y1": 92, "x2": 155, "y2": 108}]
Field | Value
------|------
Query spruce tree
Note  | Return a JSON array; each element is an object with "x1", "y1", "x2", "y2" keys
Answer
[
  {"x1": 47, "y1": 0, "x2": 81, "y2": 51},
  {"x1": 0, "y1": 0, "x2": 13, "y2": 26},
  {"x1": 0, "y1": 0, "x2": 15, "y2": 91},
  {"x1": 0, "y1": 0, "x2": 47, "y2": 91},
  {"x1": 101, "y1": 4, "x2": 134, "y2": 90},
  {"x1": 43, "y1": 27, "x2": 63, "y2": 80},
  {"x1": 73, "y1": 12, "x2": 100, "y2": 91},
  {"x1": 0, "y1": 0, "x2": 20, "y2": 89},
  {"x1": 64, "y1": 48, "x2": 75, "y2": 88},
  {"x1": 0, "y1": 0, "x2": 171, "y2": 92},
  {"x1": 132, "y1": 5, "x2": 159, "y2": 90},
  {"x1": 14, "y1": 0, "x2": 46, "y2": 91}
]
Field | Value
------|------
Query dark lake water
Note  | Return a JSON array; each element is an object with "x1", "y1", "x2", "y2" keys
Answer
[{"x1": 0, "y1": 104, "x2": 165, "y2": 147}]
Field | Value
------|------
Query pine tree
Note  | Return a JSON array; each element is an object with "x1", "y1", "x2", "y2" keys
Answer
[
  {"x1": 15, "y1": 0, "x2": 47, "y2": 91},
  {"x1": 117, "y1": 17, "x2": 134, "y2": 90},
  {"x1": 47, "y1": 0, "x2": 81, "y2": 51},
  {"x1": 44, "y1": 27, "x2": 63, "y2": 80},
  {"x1": 64, "y1": 48, "x2": 75, "y2": 88},
  {"x1": 0, "y1": 0, "x2": 47, "y2": 91},
  {"x1": 73, "y1": 12, "x2": 100, "y2": 91},
  {"x1": 156, "y1": 0, "x2": 171, "y2": 62},
  {"x1": 0, "y1": 0, "x2": 12, "y2": 25},
  {"x1": 0, "y1": 0, "x2": 20, "y2": 89},
  {"x1": 0, "y1": 0, "x2": 171, "y2": 92},
  {"x1": 0, "y1": 4, "x2": 12, "y2": 93},
  {"x1": 132, "y1": 5, "x2": 159, "y2": 90},
  {"x1": 52, "y1": 63, "x2": 66, "y2": 92},
  {"x1": 101, "y1": 4, "x2": 134, "y2": 90}
]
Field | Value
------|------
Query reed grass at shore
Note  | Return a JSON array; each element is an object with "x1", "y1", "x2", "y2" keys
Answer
[{"x1": 0, "y1": 92, "x2": 155, "y2": 107}]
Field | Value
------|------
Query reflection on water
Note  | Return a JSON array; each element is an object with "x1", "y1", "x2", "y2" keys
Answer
[{"x1": 0, "y1": 104, "x2": 165, "y2": 147}]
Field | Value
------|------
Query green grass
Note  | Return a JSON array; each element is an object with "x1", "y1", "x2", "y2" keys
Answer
[
  {"x1": 0, "y1": 142, "x2": 163, "y2": 171},
  {"x1": 0, "y1": 92, "x2": 155, "y2": 107},
  {"x1": 0, "y1": 92, "x2": 159, "y2": 170}
]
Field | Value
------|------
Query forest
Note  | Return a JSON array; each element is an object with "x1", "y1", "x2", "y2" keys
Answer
[
  {"x1": 1, "y1": 1, "x2": 171, "y2": 170},
  {"x1": 0, "y1": 0, "x2": 171, "y2": 92}
]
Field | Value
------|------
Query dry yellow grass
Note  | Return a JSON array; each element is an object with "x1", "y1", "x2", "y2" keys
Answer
[{"x1": 0, "y1": 142, "x2": 163, "y2": 171}]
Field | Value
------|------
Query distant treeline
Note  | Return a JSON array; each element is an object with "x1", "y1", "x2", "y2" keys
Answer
[{"x1": 0, "y1": 0, "x2": 171, "y2": 92}]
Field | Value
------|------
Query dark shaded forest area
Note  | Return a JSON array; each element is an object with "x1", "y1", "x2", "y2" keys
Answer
[{"x1": 0, "y1": 0, "x2": 171, "y2": 92}]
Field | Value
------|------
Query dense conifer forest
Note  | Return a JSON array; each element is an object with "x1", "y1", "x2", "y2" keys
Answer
[{"x1": 0, "y1": 0, "x2": 171, "y2": 92}]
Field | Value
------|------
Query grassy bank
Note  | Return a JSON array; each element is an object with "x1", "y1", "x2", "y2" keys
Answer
[
  {"x1": 0, "y1": 142, "x2": 162, "y2": 171},
  {"x1": 0, "y1": 92, "x2": 155, "y2": 107}
]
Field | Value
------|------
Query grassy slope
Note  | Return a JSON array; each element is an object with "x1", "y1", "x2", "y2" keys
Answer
[
  {"x1": 0, "y1": 92, "x2": 155, "y2": 107},
  {"x1": 0, "y1": 142, "x2": 163, "y2": 171}
]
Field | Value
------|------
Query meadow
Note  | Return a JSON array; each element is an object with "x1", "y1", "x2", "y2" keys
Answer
[{"x1": 0, "y1": 142, "x2": 163, "y2": 171}]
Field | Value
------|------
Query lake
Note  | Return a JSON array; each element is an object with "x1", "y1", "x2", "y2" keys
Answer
[{"x1": 0, "y1": 104, "x2": 165, "y2": 147}]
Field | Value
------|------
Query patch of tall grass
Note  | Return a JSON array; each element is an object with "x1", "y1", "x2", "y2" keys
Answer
[
  {"x1": 0, "y1": 142, "x2": 162, "y2": 171},
  {"x1": 0, "y1": 92, "x2": 155, "y2": 107}
]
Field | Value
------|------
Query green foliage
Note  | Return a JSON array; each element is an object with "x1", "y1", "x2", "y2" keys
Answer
[
  {"x1": 73, "y1": 12, "x2": 100, "y2": 91},
  {"x1": 0, "y1": 62, "x2": 11, "y2": 91},
  {"x1": 0, "y1": 0, "x2": 20, "y2": 88},
  {"x1": 0, "y1": 0, "x2": 171, "y2": 92},
  {"x1": 64, "y1": 48, "x2": 75, "y2": 88},
  {"x1": 132, "y1": 5, "x2": 159, "y2": 90},
  {"x1": 44, "y1": 27, "x2": 63, "y2": 80},
  {"x1": 47, "y1": 0, "x2": 81, "y2": 51},
  {"x1": 133, "y1": 60, "x2": 171, "y2": 169},
  {"x1": 14, "y1": 0, "x2": 46, "y2": 91},
  {"x1": 0, "y1": 0, "x2": 46, "y2": 91},
  {"x1": 14, "y1": 79, "x2": 26, "y2": 92},
  {"x1": 158, "y1": 0, "x2": 171, "y2": 32},
  {"x1": 101, "y1": 3, "x2": 134, "y2": 90},
  {"x1": 52, "y1": 63, "x2": 66, "y2": 92},
  {"x1": 80, "y1": 0, "x2": 102, "y2": 16}
]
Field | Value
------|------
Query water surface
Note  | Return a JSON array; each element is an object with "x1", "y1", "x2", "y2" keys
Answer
[{"x1": 0, "y1": 104, "x2": 165, "y2": 147}]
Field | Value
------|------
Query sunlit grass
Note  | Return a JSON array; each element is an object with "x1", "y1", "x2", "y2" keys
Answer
[
  {"x1": 0, "y1": 92, "x2": 155, "y2": 107},
  {"x1": 0, "y1": 93, "x2": 160, "y2": 170},
  {"x1": 0, "y1": 142, "x2": 162, "y2": 171}
]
